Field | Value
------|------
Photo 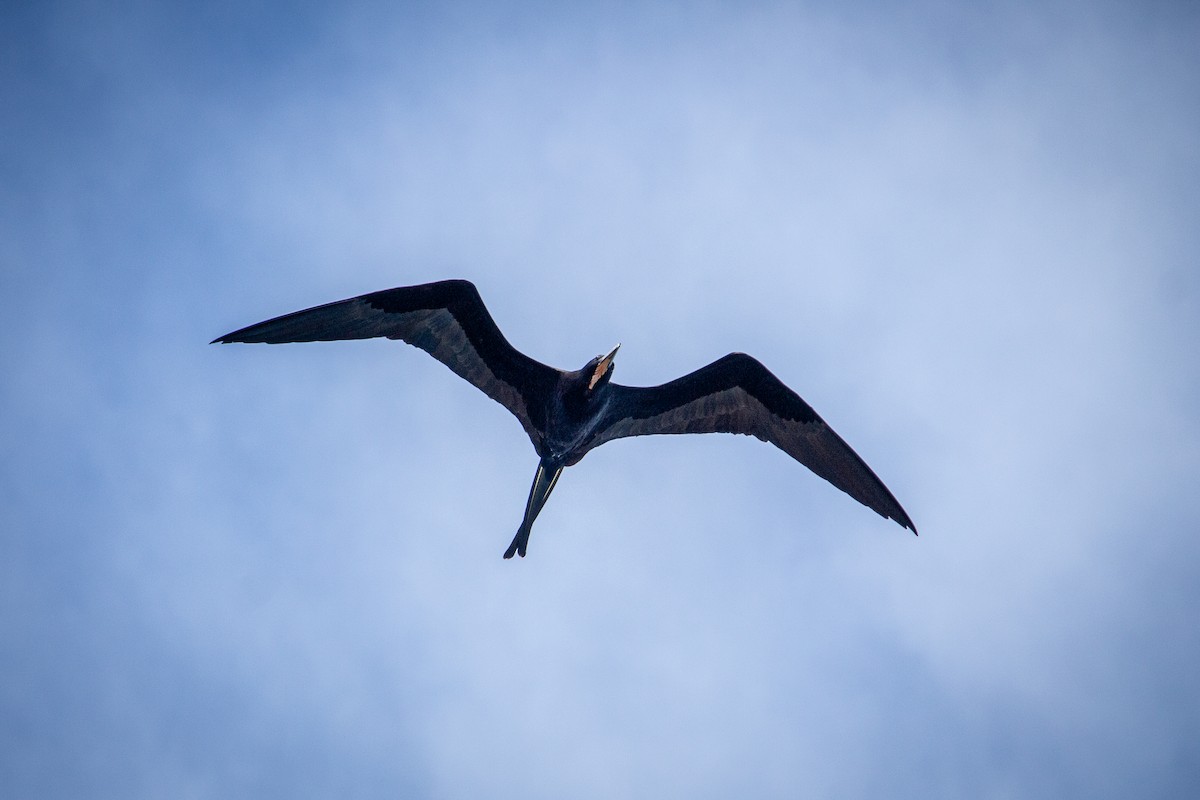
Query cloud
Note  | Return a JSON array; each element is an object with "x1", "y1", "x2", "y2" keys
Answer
[{"x1": 3, "y1": 1, "x2": 1198, "y2": 797}]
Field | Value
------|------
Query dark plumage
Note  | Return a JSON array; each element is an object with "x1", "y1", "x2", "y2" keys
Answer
[{"x1": 213, "y1": 279, "x2": 916, "y2": 557}]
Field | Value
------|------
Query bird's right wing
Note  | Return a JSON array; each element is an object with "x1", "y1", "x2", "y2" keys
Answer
[
  {"x1": 591, "y1": 353, "x2": 916, "y2": 532},
  {"x1": 212, "y1": 280, "x2": 560, "y2": 446}
]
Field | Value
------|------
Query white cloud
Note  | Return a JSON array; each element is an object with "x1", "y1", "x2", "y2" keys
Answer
[{"x1": 3, "y1": 1, "x2": 1198, "y2": 798}]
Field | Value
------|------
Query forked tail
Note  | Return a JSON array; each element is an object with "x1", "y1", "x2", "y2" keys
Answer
[{"x1": 503, "y1": 459, "x2": 563, "y2": 559}]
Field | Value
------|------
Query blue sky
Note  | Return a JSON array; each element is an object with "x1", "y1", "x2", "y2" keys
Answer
[{"x1": 3, "y1": 1, "x2": 1199, "y2": 797}]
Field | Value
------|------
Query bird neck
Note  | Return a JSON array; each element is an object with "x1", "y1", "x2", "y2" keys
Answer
[{"x1": 562, "y1": 375, "x2": 606, "y2": 420}]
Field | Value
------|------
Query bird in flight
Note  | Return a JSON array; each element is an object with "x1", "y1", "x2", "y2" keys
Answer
[{"x1": 213, "y1": 279, "x2": 916, "y2": 558}]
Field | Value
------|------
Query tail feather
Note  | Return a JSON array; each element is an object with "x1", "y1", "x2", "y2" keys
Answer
[
  {"x1": 503, "y1": 460, "x2": 562, "y2": 559},
  {"x1": 503, "y1": 521, "x2": 531, "y2": 559}
]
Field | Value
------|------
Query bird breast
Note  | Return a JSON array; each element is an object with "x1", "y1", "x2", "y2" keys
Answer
[{"x1": 542, "y1": 389, "x2": 612, "y2": 463}]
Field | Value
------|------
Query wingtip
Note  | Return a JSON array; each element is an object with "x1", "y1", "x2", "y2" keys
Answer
[{"x1": 887, "y1": 510, "x2": 918, "y2": 536}]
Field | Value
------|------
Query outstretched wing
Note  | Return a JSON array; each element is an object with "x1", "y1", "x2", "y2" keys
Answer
[
  {"x1": 212, "y1": 280, "x2": 559, "y2": 446},
  {"x1": 591, "y1": 353, "x2": 916, "y2": 532}
]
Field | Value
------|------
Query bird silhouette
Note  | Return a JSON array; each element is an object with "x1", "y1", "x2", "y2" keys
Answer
[{"x1": 213, "y1": 279, "x2": 916, "y2": 557}]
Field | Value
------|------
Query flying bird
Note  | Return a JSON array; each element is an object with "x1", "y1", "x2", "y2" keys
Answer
[{"x1": 213, "y1": 279, "x2": 916, "y2": 557}]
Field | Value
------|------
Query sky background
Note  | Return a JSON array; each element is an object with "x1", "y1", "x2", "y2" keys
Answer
[{"x1": 3, "y1": 0, "x2": 1199, "y2": 797}]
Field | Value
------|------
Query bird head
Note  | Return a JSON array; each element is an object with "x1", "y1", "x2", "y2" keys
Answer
[{"x1": 586, "y1": 344, "x2": 620, "y2": 391}]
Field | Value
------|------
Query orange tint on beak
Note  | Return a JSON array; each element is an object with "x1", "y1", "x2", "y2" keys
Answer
[{"x1": 589, "y1": 343, "x2": 621, "y2": 389}]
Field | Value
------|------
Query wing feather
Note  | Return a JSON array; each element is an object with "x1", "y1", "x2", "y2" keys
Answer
[
  {"x1": 212, "y1": 280, "x2": 559, "y2": 446},
  {"x1": 592, "y1": 353, "x2": 916, "y2": 532}
]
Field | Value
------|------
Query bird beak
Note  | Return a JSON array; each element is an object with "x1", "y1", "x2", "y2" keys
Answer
[{"x1": 589, "y1": 344, "x2": 620, "y2": 389}]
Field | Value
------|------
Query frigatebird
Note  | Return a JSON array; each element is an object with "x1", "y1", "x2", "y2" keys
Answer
[{"x1": 213, "y1": 279, "x2": 916, "y2": 557}]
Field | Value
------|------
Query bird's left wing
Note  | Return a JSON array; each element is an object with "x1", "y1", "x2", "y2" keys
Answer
[
  {"x1": 590, "y1": 353, "x2": 916, "y2": 532},
  {"x1": 212, "y1": 280, "x2": 560, "y2": 446}
]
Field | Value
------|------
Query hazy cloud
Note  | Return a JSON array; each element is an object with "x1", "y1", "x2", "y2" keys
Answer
[{"x1": 3, "y1": 1, "x2": 1198, "y2": 798}]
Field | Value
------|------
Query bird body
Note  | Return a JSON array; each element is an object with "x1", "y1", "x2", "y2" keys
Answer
[{"x1": 213, "y1": 279, "x2": 916, "y2": 557}]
